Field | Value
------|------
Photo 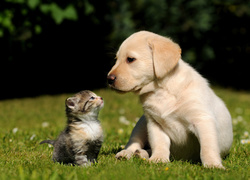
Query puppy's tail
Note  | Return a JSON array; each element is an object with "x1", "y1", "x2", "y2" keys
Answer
[{"x1": 40, "y1": 140, "x2": 55, "y2": 146}]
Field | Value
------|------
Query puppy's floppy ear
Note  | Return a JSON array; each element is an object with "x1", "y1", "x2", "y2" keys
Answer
[{"x1": 148, "y1": 36, "x2": 181, "y2": 79}]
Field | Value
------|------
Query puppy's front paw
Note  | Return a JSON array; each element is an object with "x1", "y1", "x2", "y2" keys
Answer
[
  {"x1": 149, "y1": 155, "x2": 170, "y2": 163},
  {"x1": 134, "y1": 149, "x2": 150, "y2": 159},
  {"x1": 203, "y1": 162, "x2": 225, "y2": 170},
  {"x1": 201, "y1": 153, "x2": 225, "y2": 169},
  {"x1": 115, "y1": 149, "x2": 134, "y2": 160}
]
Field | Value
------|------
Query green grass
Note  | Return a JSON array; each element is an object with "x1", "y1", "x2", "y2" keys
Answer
[{"x1": 0, "y1": 87, "x2": 249, "y2": 180}]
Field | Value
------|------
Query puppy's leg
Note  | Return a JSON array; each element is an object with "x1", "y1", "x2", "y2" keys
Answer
[
  {"x1": 147, "y1": 117, "x2": 171, "y2": 163},
  {"x1": 115, "y1": 115, "x2": 148, "y2": 160},
  {"x1": 194, "y1": 116, "x2": 225, "y2": 169}
]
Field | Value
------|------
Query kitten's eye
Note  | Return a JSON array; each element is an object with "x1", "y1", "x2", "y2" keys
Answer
[
  {"x1": 90, "y1": 96, "x2": 95, "y2": 100},
  {"x1": 127, "y1": 57, "x2": 136, "y2": 63}
]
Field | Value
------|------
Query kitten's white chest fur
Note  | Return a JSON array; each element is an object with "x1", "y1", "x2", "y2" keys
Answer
[{"x1": 78, "y1": 118, "x2": 103, "y2": 141}]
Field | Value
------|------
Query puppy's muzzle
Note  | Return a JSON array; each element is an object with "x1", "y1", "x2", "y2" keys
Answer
[{"x1": 107, "y1": 74, "x2": 116, "y2": 85}]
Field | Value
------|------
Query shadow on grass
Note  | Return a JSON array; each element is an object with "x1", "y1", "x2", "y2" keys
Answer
[{"x1": 100, "y1": 146, "x2": 123, "y2": 156}]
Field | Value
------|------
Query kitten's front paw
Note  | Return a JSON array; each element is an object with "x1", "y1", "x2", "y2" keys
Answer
[
  {"x1": 75, "y1": 155, "x2": 91, "y2": 166},
  {"x1": 115, "y1": 149, "x2": 134, "y2": 160}
]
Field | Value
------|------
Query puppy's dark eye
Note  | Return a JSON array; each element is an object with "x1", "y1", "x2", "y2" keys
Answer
[{"x1": 127, "y1": 57, "x2": 136, "y2": 63}]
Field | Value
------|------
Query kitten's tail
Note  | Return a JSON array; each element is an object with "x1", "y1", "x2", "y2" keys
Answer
[{"x1": 40, "y1": 140, "x2": 55, "y2": 146}]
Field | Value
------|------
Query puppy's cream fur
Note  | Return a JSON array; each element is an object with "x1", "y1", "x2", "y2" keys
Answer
[{"x1": 108, "y1": 31, "x2": 233, "y2": 169}]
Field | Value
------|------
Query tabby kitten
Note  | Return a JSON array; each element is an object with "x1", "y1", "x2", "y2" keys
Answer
[{"x1": 40, "y1": 90, "x2": 104, "y2": 166}]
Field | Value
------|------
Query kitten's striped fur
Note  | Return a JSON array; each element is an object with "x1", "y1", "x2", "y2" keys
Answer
[{"x1": 40, "y1": 90, "x2": 104, "y2": 166}]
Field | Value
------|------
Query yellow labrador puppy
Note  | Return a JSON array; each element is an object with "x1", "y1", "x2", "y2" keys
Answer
[{"x1": 107, "y1": 31, "x2": 233, "y2": 169}]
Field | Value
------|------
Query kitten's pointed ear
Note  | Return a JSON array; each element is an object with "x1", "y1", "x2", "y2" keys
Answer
[{"x1": 66, "y1": 97, "x2": 78, "y2": 110}]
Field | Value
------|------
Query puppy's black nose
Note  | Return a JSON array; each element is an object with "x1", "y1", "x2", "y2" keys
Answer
[{"x1": 107, "y1": 74, "x2": 116, "y2": 85}]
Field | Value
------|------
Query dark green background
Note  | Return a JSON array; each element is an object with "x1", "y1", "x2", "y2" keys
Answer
[{"x1": 1, "y1": 0, "x2": 249, "y2": 99}]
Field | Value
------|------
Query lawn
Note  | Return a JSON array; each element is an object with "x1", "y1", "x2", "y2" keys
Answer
[{"x1": 0, "y1": 87, "x2": 249, "y2": 180}]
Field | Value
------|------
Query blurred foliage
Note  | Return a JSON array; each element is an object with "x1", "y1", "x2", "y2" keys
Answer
[
  {"x1": 0, "y1": 0, "x2": 78, "y2": 37},
  {"x1": 0, "y1": 0, "x2": 250, "y2": 98},
  {"x1": 106, "y1": 0, "x2": 250, "y2": 89}
]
